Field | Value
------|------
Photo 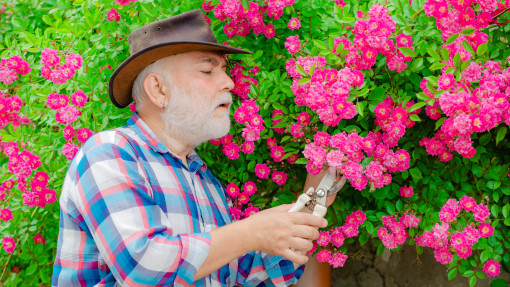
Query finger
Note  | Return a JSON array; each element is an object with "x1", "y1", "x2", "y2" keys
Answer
[
  {"x1": 288, "y1": 237, "x2": 314, "y2": 253},
  {"x1": 290, "y1": 212, "x2": 328, "y2": 228},
  {"x1": 272, "y1": 204, "x2": 293, "y2": 212},
  {"x1": 281, "y1": 248, "x2": 309, "y2": 266},
  {"x1": 291, "y1": 225, "x2": 320, "y2": 240}
]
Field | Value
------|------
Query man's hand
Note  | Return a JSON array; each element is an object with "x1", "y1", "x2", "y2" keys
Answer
[{"x1": 242, "y1": 204, "x2": 328, "y2": 265}]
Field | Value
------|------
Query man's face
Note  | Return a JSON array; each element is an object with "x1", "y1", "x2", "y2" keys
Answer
[{"x1": 159, "y1": 51, "x2": 235, "y2": 147}]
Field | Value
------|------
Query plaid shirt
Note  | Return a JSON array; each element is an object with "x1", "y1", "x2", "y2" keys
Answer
[{"x1": 52, "y1": 113, "x2": 303, "y2": 286}]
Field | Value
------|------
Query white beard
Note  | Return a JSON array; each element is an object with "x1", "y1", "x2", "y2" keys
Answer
[{"x1": 161, "y1": 84, "x2": 232, "y2": 148}]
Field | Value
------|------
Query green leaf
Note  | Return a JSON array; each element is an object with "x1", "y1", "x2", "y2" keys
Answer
[
  {"x1": 435, "y1": 117, "x2": 446, "y2": 130},
  {"x1": 502, "y1": 204, "x2": 509, "y2": 219},
  {"x1": 409, "y1": 114, "x2": 421, "y2": 121},
  {"x1": 296, "y1": 64, "x2": 307, "y2": 76},
  {"x1": 469, "y1": 275, "x2": 476, "y2": 287},
  {"x1": 448, "y1": 268, "x2": 458, "y2": 280},
  {"x1": 490, "y1": 204, "x2": 499, "y2": 217},
  {"x1": 365, "y1": 221, "x2": 374, "y2": 234},
  {"x1": 408, "y1": 102, "x2": 427, "y2": 113},
  {"x1": 427, "y1": 48, "x2": 441, "y2": 61},
  {"x1": 295, "y1": 158, "x2": 307, "y2": 165},
  {"x1": 460, "y1": 28, "x2": 476, "y2": 36},
  {"x1": 399, "y1": 47, "x2": 416, "y2": 57},
  {"x1": 476, "y1": 43, "x2": 487, "y2": 56},
  {"x1": 298, "y1": 78, "x2": 311, "y2": 85},
  {"x1": 462, "y1": 40, "x2": 474, "y2": 55},
  {"x1": 241, "y1": 0, "x2": 249, "y2": 10},
  {"x1": 472, "y1": 165, "x2": 483, "y2": 177},
  {"x1": 479, "y1": 133, "x2": 491, "y2": 146},
  {"x1": 445, "y1": 33, "x2": 459, "y2": 45},
  {"x1": 90, "y1": 34, "x2": 102, "y2": 42},
  {"x1": 339, "y1": 17, "x2": 356, "y2": 23},
  {"x1": 386, "y1": 201, "x2": 395, "y2": 214},
  {"x1": 453, "y1": 53, "x2": 461, "y2": 68},
  {"x1": 359, "y1": 232, "x2": 369, "y2": 245},
  {"x1": 413, "y1": 58, "x2": 424, "y2": 69},
  {"x1": 429, "y1": 62, "x2": 446, "y2": 71},
  {"x1": 253, "y1": 50, "x2": 263, "y2": 59},
  {"x1": 440, "y1": 49, "x2": 450, "y2": 63},
  {"x1": 496, "y1": 126, "x2": 507, "y2": 145},
  {"x1": 410, "y1": 167, "x2": 423, "y2": 182},
  {"x1": 396, "y1": 199, "x2": 403, "y2": 211},
  {"x1": 313, "y1": 40, "x2": 328, "y2": 50},
  {"x1": 480, "y1": 250, "x2": 490, "y2": 263},
  {"x1": 356, "y1": 102, "x2": 364, "y2": 117}
]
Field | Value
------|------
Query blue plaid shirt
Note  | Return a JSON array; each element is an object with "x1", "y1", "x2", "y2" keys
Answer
[{"x1": 52, "y1": 112, "x2": 303, "y2": 286}]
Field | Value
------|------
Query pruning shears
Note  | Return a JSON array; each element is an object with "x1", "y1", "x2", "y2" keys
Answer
[{"x1": 289, "y1": 167, "x2": 346, "y2": 217}]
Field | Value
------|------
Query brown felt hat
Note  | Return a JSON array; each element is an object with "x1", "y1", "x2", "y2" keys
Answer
[{"x1": 109, "y1": 9, "x2": 251, "y2": 108}]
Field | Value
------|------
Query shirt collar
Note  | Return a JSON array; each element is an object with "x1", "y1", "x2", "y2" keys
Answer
[{"x1": 127, "y1": 112, "x2": 205, "y2": 171}]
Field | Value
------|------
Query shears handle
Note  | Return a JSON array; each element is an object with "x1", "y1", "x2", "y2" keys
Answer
[
  {"x1": 289, "y1": 188, "x2": 328, "y2": 256},
  {"x1": 288, "y1": 191, "x2": 312, "y2": 213}
]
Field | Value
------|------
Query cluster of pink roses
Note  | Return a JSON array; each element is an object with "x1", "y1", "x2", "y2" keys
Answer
[
  {"x1": 378, "y1": 212, "x2": 421, "y2": 249},
  {"x1": 207, "y1": 0, "x2": 294, "y2": 38},
  {"x1": 287, "y1": 57, "x2": 363, "y2": 126},
  {"x1": 3, "y1": 233, "x2": 46, "y2": 253},
  {"x1": 424, "y1": 0, "x2": 501, "y2": 63},
  {"x1": 0, "y1": 55, "x2": 31, "y2": 84},
  {"x1": 2, "y1": 237, "x2": 15, "y2": 253},
  {"x1": 210, "y1": 134, "x2": 240, "y2": 160},
  {"x1": 303, "y1": 127, "x2": 411, "y2": 191},
  {"x1": 46, "y1": 90, "x2": 87, "y2": 125},
  {"x1": 0, "y1": 141, "x2": 55, "y2": 209},
  {"x1": 114, "y1": 0, "x2": 138, "y2": 6},
  {"x1": 284, "y1": 35, "x2": 301, "y2": 55},
  {"x1": 254, "y1": 162, "x2": 288, "y2": 185},
  {"x1": 0, "y1": 207, "x2": 12, "y2": 221},
  {"x1": 288, "y1": 111, "x2": 311, "y2": 138},
  {"x1": 312, "y1": 210, "x2": 366, "y2": 268},
  {"x1": 414, "y1": 196, "x2": 500, "y2": 277},
  {"x1": 45, "y1": 89, "x2": 89, "y2": 160},
  {"x1": 0, "y1": 92, "x2": 30, "y2": 129},
  {"x1": 225, "y1": 181, "x2": 259, "y2": 220},
  {"x1": 212, "y1": 101, "x2": 263, "y2": 159},
  {"x1": 331, "y1": 4, "x2": 413, "y2": 73},
  {"x1": 234, "y1": 99, "x2": 264, "y2": 146},
  {"x1": 375, "y1": 96, "x2": 421, "y2": 146},
  {"x1": 40, "y1": 48, "x2": 83, "y2": 84},
  {"x1": 230, "y1": 63, "x2": 259, "y2": 101},
  {"x1": 399, "y1": 185, "x2": 414, "y2": 198},
  {"x1": 106, "y1": 8, "x2": 121, "y2": 22},
  {"x1": 62, "y1": 125, "x2": 93, "y2": 161},
  {"x1": 420, "y1": 61, "x2": 510, "y2": 161}
]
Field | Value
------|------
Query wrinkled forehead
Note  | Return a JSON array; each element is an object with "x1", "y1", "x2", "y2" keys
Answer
[{"x1": 173, "y1": 50, "x2": 228, "y2": 67}]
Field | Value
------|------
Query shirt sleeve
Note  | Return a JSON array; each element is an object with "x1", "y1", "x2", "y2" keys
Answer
[
  {"x1": 235, "y1": 252, "x2": 305, "y2": 286},
  {"x1": 65, "y1": 132, "x2": 210, "y2": 286}
]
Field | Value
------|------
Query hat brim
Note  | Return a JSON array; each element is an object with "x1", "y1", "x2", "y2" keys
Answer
[{"x1": 109, "y1": 42, "x2": 251, "y2": 108}]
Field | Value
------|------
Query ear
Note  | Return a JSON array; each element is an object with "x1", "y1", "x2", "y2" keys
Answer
[{"x1": 143, "y1": 73, "x2": 169, "y2": 110}]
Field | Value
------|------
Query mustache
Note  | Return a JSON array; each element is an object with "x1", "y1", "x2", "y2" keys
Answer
[{"x1": 212, "y1": 92, "x2": 232, "y2": 109}]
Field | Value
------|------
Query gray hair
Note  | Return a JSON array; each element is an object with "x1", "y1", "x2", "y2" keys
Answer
[{"x1": 131, "y1": 57, "x2": 173, "y2": 111}]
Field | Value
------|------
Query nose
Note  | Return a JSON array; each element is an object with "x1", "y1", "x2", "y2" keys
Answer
[{"x1": 222, "y1": 70, "x2": 235, "y2": 92}]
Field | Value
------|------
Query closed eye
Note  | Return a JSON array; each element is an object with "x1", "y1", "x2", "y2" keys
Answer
[{"x1": 202, "y1": 71, "x2": 212, "y2": 74}]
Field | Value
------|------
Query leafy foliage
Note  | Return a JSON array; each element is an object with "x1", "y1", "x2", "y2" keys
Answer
[{"x1": 0, "y1": 0, "x2": 509, "y2": 285}]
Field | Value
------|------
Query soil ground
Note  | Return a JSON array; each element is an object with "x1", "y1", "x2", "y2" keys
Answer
[{"x1": 331, "y1": 243, "x2": 510, "y2": 287}]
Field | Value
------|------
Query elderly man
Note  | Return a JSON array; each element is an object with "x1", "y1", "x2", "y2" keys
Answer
[{"x1": 52, "y1": 10, "x2": 336, "y2": 286}]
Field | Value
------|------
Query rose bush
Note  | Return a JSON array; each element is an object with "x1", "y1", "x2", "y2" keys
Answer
[{"x1": 0, "y1": 0, "x2": 509, "y2": 285}]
